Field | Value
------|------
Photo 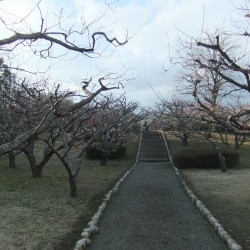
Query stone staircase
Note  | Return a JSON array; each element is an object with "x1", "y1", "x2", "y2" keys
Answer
[{"x1": 138, "y1": 131, "x2": 170, "y2": 162}]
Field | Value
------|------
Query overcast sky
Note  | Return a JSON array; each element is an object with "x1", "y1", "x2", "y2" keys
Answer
[{"x1": 0, "y1": 0, "x2": 246, "y2": 107}]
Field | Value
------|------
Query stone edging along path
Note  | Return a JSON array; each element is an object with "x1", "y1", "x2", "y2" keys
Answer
[
  {"x1": 74, "y1": 131, "x2": 242, "y2": 250},
  {"x1": 73, "y1": 133, "x2": 143, "y2": 250},
  {"x1": 74, "y1": 166, "x2": 136, "y2": 250},
  {"x1": 161, "y1": 131, "x2": 242, "y2": 250}
]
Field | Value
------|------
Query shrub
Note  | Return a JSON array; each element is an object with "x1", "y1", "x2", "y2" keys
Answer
[
  {"x1": 86, "y1": 145, "x2": 127, "y2": 160},
  {"x1": 109, "y1": 146, "x2": 127, "y2": 159},
  {"x1": 173, "y1": 147, "x2": 239, "y2": 169},
  {"x1": 86, "y1": 146, "x2": 103, "y2": 159}
]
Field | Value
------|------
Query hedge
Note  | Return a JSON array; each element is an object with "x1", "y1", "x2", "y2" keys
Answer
[
  {"x1": 173, "y1": 147, "x2": 239, "y2": 169},
  {"x1": 86, "y1": 145, "x2": 127, "y2": 160}
]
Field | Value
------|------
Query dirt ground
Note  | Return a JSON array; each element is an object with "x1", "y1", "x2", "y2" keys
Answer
[{"x1": 181, "y1": 168, "x2": 250, "y2": 250}]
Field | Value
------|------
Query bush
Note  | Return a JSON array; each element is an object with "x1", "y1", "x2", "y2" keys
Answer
[
  {"x1": 86, "y1": 146, "x2": 103, "y2": 159},
  {"x1": 173, "y1": 147, "x2": 239, "y2": 169},
  {"x1": 86, "y1": 145, "x2": 127, "y2": 160}
]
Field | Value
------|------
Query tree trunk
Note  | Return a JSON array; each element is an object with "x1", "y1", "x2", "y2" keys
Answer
[
  {"x1": 206, "y1": 124, "x2": 213, "y2": 139},
  {"x1": 100, "y1": 149, "x2": 109, "y2": 166},
  {"x1": 25, "y1": 152, "x2": 43, "y2": 178},
  {"x1": 214, "y1": 146, "x2": 227, "y2": 172},
  {"x1": 181, "y1": 133, "x2": 188, "y2": 147},
  {"x1": 100, "y1": 154, "x2": 108, "y2": 166},
  {"x1": 206, "y1": 131, "x2": 212, "y2": 139},
  {"x1": 69, "y1": 177, "x2": 78, "y2": 198},
  {"x1": 234, "y1": 134, "x2": 240, "y2": 151},
  {"x1": 24, "y1": 139, "x2": 43, "y2": 178},
  {"x1": 8, "y1": 151, "x2": 16, "y2": 169},
  {"x1": 31, "y1": 167, "x2": 43, "y2": 178}
]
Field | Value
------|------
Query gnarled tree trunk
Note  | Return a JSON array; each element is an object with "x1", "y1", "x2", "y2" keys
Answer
[
  {"x1": 181, "y1": 133, "x2": 188, "y2": 147},
  {"x1": 23, "y1": 138, "x2": 58, "y2": 178},
  {"x1": 100, "y1": 148, "x2": 109, "y2": 166},
  {"x1": 23, "y1": 139, "x2": 43, "y2": 178},
  {"x1": 8, "y1": 151, "x2": 16, "y2": 169},
  {"x1": 214, "y1": 145, "x2": 227, "y2": 172},
  {"x1": 69, "y1": 176, "x2": 78, "y2": 198}
]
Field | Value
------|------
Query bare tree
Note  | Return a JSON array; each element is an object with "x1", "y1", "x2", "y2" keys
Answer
[
  {"x1": 0, "y1": 63, "x2": 22, "y2": 168},
  {"x1": 155, "y1": 98, "x2": 197, "y2": 146},
  {"x1": 42, "y1": 105, "x2": 97, "y2": 197},
  {"x1": 20, "y1": 91, "x2": 74, "y2": 178},
  {"x1": 168, "y1": 3, "x2": 250, "y2": 170},
  {"x1": 167, "y1": 31, "x2": 239, "y2": 171},
  {"x1": 0, "y1": 1, "x2": 127, "y2": 61},
  {"x1": 0, "y1": 63, "x2": 70, "y2": 175},
  {"x1": 90, "y1": 94, "x2": 143, "y2": 166},
  {"x1": 0, "y1": 1, "x2": 128, "y2": 156},
  {"x1": 172, "y1": 31, "x2": 234, "y2": 127},
  {"x1": 187, "y1": 2, "x2": 250, "y2": 135}
]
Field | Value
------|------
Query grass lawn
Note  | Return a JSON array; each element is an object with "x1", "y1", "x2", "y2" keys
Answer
[
  {"x1": 166, "y1": 133, "x2": 250, "y2": 250},
  {"x1": 0, "y1": 137, "x2": 139, "y2": 250}
]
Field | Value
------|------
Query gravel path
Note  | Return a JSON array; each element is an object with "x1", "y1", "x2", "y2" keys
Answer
[{"x1": 88, "y1": 160, "x2": 227, "y2": 250}]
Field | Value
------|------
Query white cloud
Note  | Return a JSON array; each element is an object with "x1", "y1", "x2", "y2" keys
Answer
[
  {"x1": 0, "y1": 0, "x2": 247, "y2": 106},
  {"x1": 96, "y1": 0, "x2": 246, "y2": 106}
]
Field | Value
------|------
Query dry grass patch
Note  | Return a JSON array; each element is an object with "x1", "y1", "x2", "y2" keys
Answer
[
  {"x1": 0, "y1": 138, "x2": 139, "y2": 250},
  {"x1": 166, "y1": 133, "x2": 250, "y2": 250}
]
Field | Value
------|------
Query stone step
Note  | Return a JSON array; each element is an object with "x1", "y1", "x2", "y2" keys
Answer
[
  {"x1": 138, "y1": 132, "x2": 170, "y2": 162},
  {"x1": 140, "y1": 151, "x2": 168, "y2": 154},
  {"x1": 138, "y1": 158, "x2": 170, "y2": 162}
]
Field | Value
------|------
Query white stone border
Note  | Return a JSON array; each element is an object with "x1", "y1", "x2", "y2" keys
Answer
[
  {"x1": 161, "y1": 131, "x2": 242, "y2": 250},
  {"x1": 73, "y1": 132, "x2": 143, "y2": 250}
]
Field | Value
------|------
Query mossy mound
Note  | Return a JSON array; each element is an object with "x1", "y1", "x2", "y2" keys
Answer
[
  {"x1": 173, "y1": 147, "x2": 239, "y2": 169},
  {"x1": 86, "y1": 145, "x2": 127, "y2": 160}
]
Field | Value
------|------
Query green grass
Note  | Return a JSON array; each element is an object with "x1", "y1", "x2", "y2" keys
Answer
[{"x1": 0, "y1": 137, "x2": 139, "y2": 250}]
